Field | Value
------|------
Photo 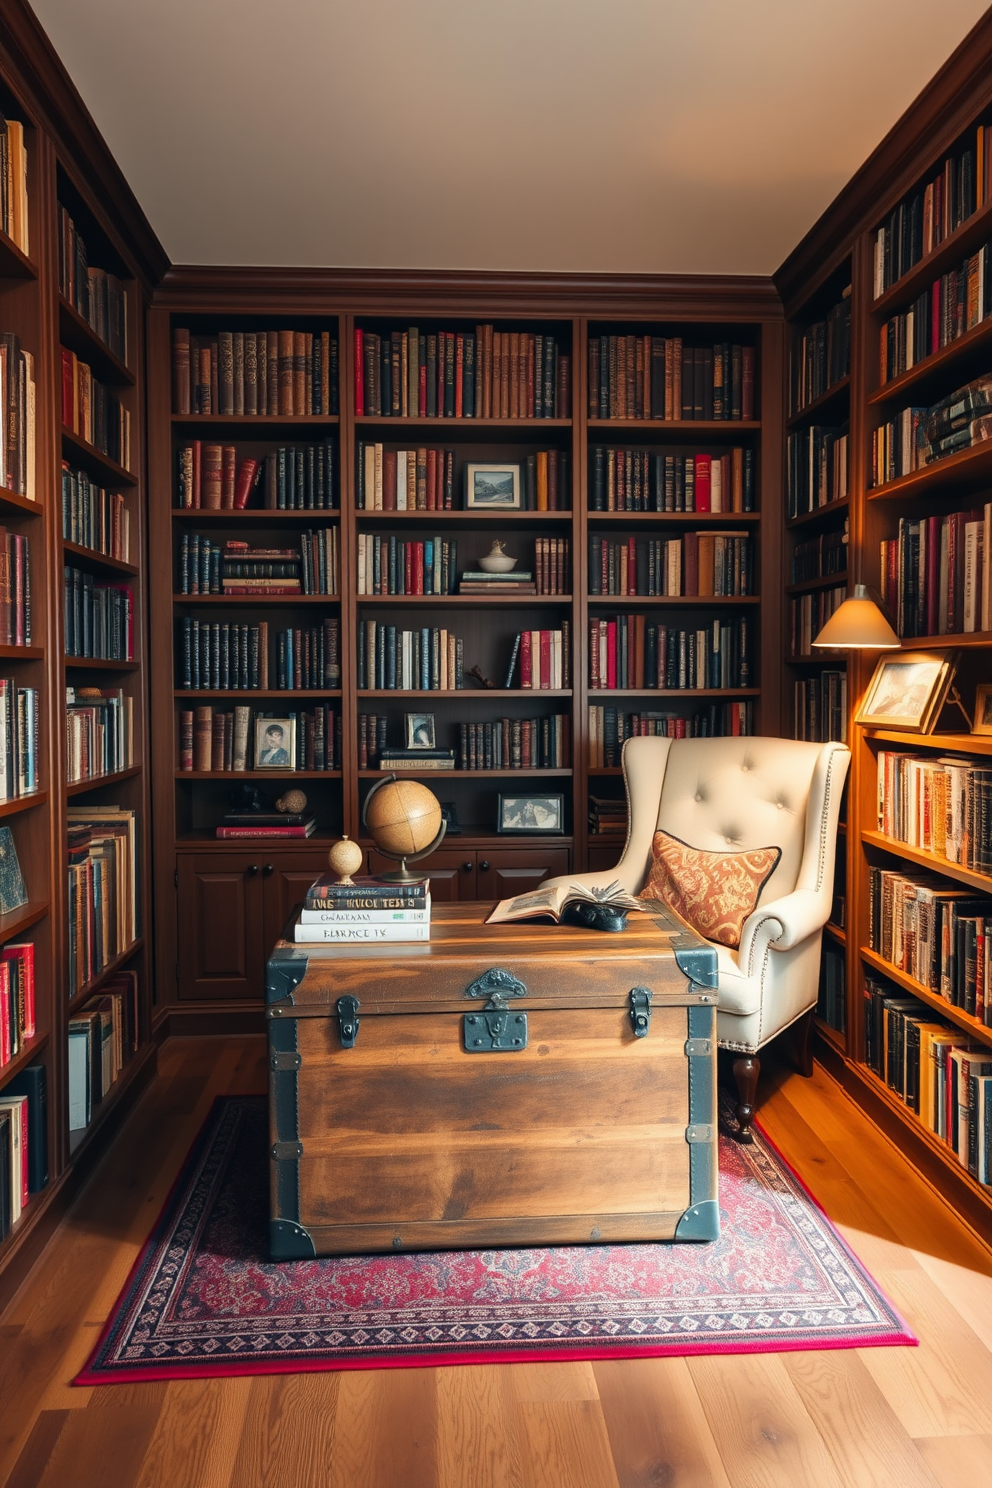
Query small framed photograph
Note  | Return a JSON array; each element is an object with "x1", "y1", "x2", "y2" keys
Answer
[
  {"x1": 498, "y1": 793, "x2": 565, "y2": 834},
  {"x1": 465, "y1": 462, "x2": 521, "y2": 510},
  {"x1": 856, "y1": 650, "x2": 957, "y2": 733},
  {"x1": 972, "y1": 684, "x2": 992, "y2": 735},
  {"x1": 254, "y1": 717, "x2": 296, "y2": 769},
  {"x1": 405, "y1": 712, "x2": 436, "y2": 749},
  {"x1": 440, "y1": 801, "x2": 461, "y2": 835}
]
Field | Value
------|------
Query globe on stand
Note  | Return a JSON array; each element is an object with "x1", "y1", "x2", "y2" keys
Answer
[{"x1": 362, "y1": 775, "x2": 446, "y2": 883}]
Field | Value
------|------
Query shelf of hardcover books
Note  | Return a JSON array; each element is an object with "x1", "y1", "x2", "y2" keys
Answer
[
  {"x1": 585, "y1": 321, "x2": 759, "y2": 428},
  {"x1": 171, "y1": 315, "x2": 340, "y2": 427}
]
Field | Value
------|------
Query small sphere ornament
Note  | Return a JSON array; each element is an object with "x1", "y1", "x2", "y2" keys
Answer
[
  {"x1": 327, "y1": 834, "x2": 364, "y2": 885},
  {"x1": 275, "y1": 788, "x2": 308, "y2": 814}
]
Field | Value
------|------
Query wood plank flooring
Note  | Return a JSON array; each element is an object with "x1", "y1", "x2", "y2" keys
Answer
[{"x1": 2, "y1": 1036, "x2": 991, "y2": 1488}]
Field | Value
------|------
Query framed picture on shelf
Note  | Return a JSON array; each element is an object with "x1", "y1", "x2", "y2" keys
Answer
[
  {"x1": 497, "y1": 793, "x2": 564, "y2": 835},
  {"x1": 465, "y1": 463, "x2": 521, "y2": 510},
  {"x1": 254, "y1": 718, "x2": 295, "y2": 769},
  {"x1": 440, "y1": 802, "x2": 461, "y2": 835},
  {"x1": 855, "y1": 650, "x2": 956, "y2": 733},
  {"x1": 405, "y1": 712, "x2": 436, "y2": 749},
  {"x1": 0, "y1": 826, "x2": 28, "y2": 914},
  {"x1": 972, "y1": 684, "x2": 992, "y2": 735}
]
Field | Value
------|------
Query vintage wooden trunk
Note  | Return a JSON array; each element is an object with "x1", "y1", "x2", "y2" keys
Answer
[{"x1": 266, "y1": 902, "x2": 719, "y2": 1258}]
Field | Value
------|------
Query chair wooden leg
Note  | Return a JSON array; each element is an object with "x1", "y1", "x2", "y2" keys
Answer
[
  {"x1": 732, "y1": 1055, "x2": 760, "y2": 1143},
  {"x1": 791, "y1": 1007, "x2": 815, "y2": 1078}
]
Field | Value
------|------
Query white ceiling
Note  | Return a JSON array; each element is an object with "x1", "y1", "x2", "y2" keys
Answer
[{"x1": 31, "y1": 0, "x2": 992, "y2": 275}]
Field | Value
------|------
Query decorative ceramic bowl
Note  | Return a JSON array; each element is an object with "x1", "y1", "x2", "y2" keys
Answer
[{"x1": 478, "y1": 540, "x2": 517, "y2": 573}]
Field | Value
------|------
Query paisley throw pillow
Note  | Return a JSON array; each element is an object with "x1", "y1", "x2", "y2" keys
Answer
[{"x1": 638, "y1": 829, "x2": 781, "y2": 948}]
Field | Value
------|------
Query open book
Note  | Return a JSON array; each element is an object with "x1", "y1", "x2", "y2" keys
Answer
[{"x1": 486, "y1": 880, "x2": 645, "y2": 925}]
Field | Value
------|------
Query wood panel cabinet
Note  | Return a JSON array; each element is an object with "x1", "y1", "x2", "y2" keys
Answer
[{"x1": 367, "y1": 845, "x2": 569, "y2": 902}]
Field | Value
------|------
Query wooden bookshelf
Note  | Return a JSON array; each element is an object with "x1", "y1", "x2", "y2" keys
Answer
[{"x1": 776, "y1": 15, "x2": 992, "y2": 1232}]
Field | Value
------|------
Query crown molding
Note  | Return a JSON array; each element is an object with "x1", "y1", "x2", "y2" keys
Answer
[{"x1": 776, "y1": 8, "x2": 992, "y2": 315}]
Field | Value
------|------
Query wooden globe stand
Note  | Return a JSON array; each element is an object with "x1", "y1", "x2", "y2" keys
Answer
[{"x1": 361, "y1": 774, "x2": 447, "y2": 882}]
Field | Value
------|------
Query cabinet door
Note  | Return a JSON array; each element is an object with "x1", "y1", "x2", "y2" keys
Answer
[
  {"x1": 177, "y1": 854, "x2": 266, "y2": 1001},
  {"x1": 262, "y1": 852, "x2": 334, "y2": 952},
  {"x1": 477, "y1": 847, "x2": 570, "y2": 901},
  {"x1": 585, "y1": 845, "x2": 626, "y2": 874},
  {"x1": 366, "y1": 847, "x2": 475, "y2": 901}
]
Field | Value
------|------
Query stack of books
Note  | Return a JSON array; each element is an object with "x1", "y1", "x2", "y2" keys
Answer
[
  {"x1": 458, "y1": 570, "x2": 536, "y2": 595},
  {"x1": 294, "y1": 875, "x2": 431, "y2": 942},
  {"x1": 377, "y1": 749, "x2": 455, "y2": 772},
  {"x1": 216, "y1": 810, "x2": 316, "y2": 839},
  {"x1": 588, "y1": 795, "x2": 627, "y2": 836}
]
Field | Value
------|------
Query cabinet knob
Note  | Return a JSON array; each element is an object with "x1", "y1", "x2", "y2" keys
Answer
[
  {"x1": 479, "y1": 860, "x2": 491, "y2": 872},
  {"x1": 263, "y1": 863, "x2": 274, "y2": 876},
  {"x1": 463, "y1": 861, "x2": 473, "y2": 872},
  {"x1": 246, "y1": 864, "x2": 259, "y2": 876}
]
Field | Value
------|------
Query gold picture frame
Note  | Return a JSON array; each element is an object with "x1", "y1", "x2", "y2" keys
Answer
[
  {"x1": 972, "y1": 684, "x2": 992, "y2": 735},
  {"x1": 856, "y1": 649, "x2": 957, "y2": 733}
]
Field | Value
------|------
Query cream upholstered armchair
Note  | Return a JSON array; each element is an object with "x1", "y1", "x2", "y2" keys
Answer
[{"x1": 544, "y1": 735, "x2": 850, "y2": 1139}]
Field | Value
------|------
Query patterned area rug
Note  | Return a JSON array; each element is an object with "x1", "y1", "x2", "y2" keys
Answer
[{"x1": 77, "y1": 1096, "x2": 914, "y2": 1382}]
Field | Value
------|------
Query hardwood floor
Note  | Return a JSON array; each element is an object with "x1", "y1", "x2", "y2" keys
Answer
[{"x1": 1, "y1": 1036, "x2": 991, "y2": 1488}]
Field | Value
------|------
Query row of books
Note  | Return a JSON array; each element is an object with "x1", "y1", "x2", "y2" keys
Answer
[
  {"x1": 172, "y1": 328, "x2": 339, "y2": 417},
  {"x1": 66, "y1": 809, "x2": 139, "y2": 995},
  {"x1": 0, "y1": 941, "x2": 34, "y2": 1070},
  {"x1": 589, "y1": 447, "x2": 755, "y2": 513},
  {"x1": 872, "y1": 375, "x2": 992, "y2": 486},
  {"x1": 64, "y1": 568, "x2": 133, "y2": 660},
  {"x1": 586, "y1": 701, "x2": 754, "y2": 768},
  {"x1": 863, "y1": 975, "x2": 991, "y2": 1184},
  {"x1": 357, "y1": 535, "x2": 459, "y2": 596},
  {"x1": 67, "y1": 971, "x2": 140, "y2": 1134},
  {"x1": 357, "y1": 625, "x2": 463, "y2": 692},
  {"x1": 794, "y1": 672, "x2": 847, "y2": 745},
  {"x1": 588, "y1": 533, "x2": 752, "y2": 598},
  {"x1": 0, "y1": 331, "x2": 35, "y2": 499},
  {"x1": 786, "y1": 426, "x2": 849, "y2": 518},
  {"x1": 868, "y1": 865, "x2": 992, "y2": 1021},
  {"x1": 792, "y1": 527, "x2": 847, "y2": 584},
  {"x1": 178, "y1": 704, "x2": 340, "y2": 773},
  {"x1": 57, "y1": 205, "x2": 128, "y2": 364},
  {"x1": 817, "y1": 940, "x2": 846, "y2": 1033},
  {"x1": 457, "y1": 716, "x2": 570, "y2": 771},
  {"x1": 177, "y1": 618, "x2": 341, "y2": 691},
  {"x1": 878, "y1": 241, "x2": 992, "y2": 384},
  {"x1": 588, "y1": 616, "x2": 751, "y2": 692},
  {"x1": 61, "y1": 463, "x2": 129, "y2": 562},
  {"x1": 176, "y1": 440, "x2": 337, "y2": 511},
  {"x1": 588, "y1": 795, "x2": 626, "y2": 834},
  {"x1": 0, "y1": 681, "x2": 38, "y2": 802},
  {"x1": 65, "y1": 687, "x2": 132, "y2": 785},
  {"x1": 880, "y1": 504, "x2": 992, "y2": 637},
  {"x1": 0, "y1": 1061, "x2": 45, "y2": 1242},
  {"x1": 504, "y1": 627, "x2": 570, "y2": 689},
  {"x1": 0, "y1": 113, "x2": 29, "y2": 255},
  {"x1": 178, "y1": 533, "x2": 340, "y2": 597},
  {"x1": 876, "y1": 749, "x2": 992, "y2": 874},
  {"x1": 59, "y1": 348, "x2": 130, "y2": 471},
  {"x1": 295, "y1": 873, "x2": 431, "y2": 945},
  {"x1": 0, "y1": 528, "x2": 30, "y2": 644},
  {"x1": 789, "y1": 586, "x2": 845, "y2": 658},
  {"x1": 587, "y1": 337, "x2": 755, "y2": 421},
  {"x1": 791, "y1": 292, "x2": 851, "y2": 412},
  {"x1": 354, "y1": 326, "x2": 570, "y2": 420},
  {"x1": 872, "y1": 126, "x2": 988, "y2": 298},
  {"x1": 356, "y1": 444, "x2": 455, "y2": 511}
]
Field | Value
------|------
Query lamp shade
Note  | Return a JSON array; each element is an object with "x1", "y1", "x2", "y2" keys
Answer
[{"x1": 812, "y1": 585, "x2": 900, "y2": 649}]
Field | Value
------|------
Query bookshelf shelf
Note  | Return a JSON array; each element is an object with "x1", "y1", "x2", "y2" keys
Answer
[
  {"x1": 58, "y1": 294, "x2": 134, "y2": 386},
  {"x1": 355, "y1": 416, "x2": 571, "y2": 432},
  {"x1": 172, "y1": 414, "x2": 339, "y2": 429},
  {"x1": 0, "y1": 1032, "x2": 50, "y2": 1090},
  {"x1": 174, "y1": 689, "x2": 342, "y2": 700},
  {"x1": 64, "y1": 657, "x2": 138, "y2": 671},
  {"x1": 0, "y1": 224, "x2": 36, "y2": 279},
  {"x1": 586, "y1": 511, "x2": 760, "y2": 525},
  {"x1": 0, "y1": 791, "x2": 48, "y2": 820},
  {"x1": 172, "y1": 508, "x2": 340, "y2": 522},
  {"x1": 0, "y1": 645, "x2": 44, "y2": 661},
  {"x1": 786, "y1": 572, "x2": 848, "y2": 596},
  {"x1": 867, "y1": 312, "x2": 992, "y2": 408},
  {"x1": 586, "y1": 595, "x2": 759, "y2": 607},
  {"x1": 786, "y1": 375, "x2": 850, "y2": 429},
  {"x1": 0, "y1": 485, "x2": 42, "y2": 517},
  {"x1": 861, "y1": 727, "x2": 992, "y2": 755},
  {"x1": 62, "y1": 541, "x2": 139, "y2": 576},
  {"x1": 60, "y1": 426, "x2": 136, "y2": 486},
  {"x1": 355, "y1": 509, "x2": 572, "y2": 523},
  {"x1": 867, "y1": 438, "x2": 992, "y2": 502},
  {"x1": 785, "y1": 497, "x2": 849, "y2": 531},
  {"x1": 358, "y1": 768, "x2": 572, "y2": 780},
  {"x1": 173, "y1": 594, "x2": 340, "y2": 605},
  {"x1": 357, "y1": 688, "x2": 573, "y2": 699},
  {"x1": 814, "y1": 1018, "x2": 846, "y2": 1053},
  {"x1": 356, "y1": 594, "x2": 572, "y2": 607},
  {"x1": 871, "y1": 194, "x2": 992, "y2": 318},
  {"x1": 587, "y1": 419, "x2": 760, "y2": 434},
  {"x1": 861, "y1": 828, "x2": 992, "y2": 893},
  {"x1": 825, "y1": 921, "x2": 847, "y2": 943},
  {"x1": 66, "y1": 766, "x2": 142, "y2": 796},
  {"x1": 0, "y1": 902, "x2": 50, "y2": 944},
  {"x1": 878, "y1": 630, "x2": 992, "y2": 650},
  {"x1": 175, "y1": 770, "x2": 342, "y2": 780},
  {"x1": 67, "y1": 938, "x2": 145, "y2": 1011},
  {"x1": 860, "y1": 946, "x2": 992, "y2": 1049}
]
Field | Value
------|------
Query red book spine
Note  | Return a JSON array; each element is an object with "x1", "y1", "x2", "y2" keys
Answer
[
  {"x1": 404, "y1": 543, "x2": 413, "y2": 596},
  {"x1": 354, "y1": 329, "x2": 364, "y2": 415},
  {"x1": 221, "y1": 445, "x2": 237, "y2": 508},
  {"x1": 419, "y1": 363, "x2": 427, "y2": 418},
  {"x1": 694, "y1": 455, "x2": 711, "y2": 512},
  {"x1": 60, "y1": 348, "x2": 74, "y2": 429},
  {"x1": 539, "y1": 629, "x2": 551, "y2": 689},
  {"x1": 520, "y1": 630, "x2": 532, "y2": 688},
  {"x1": 455, "y1": 335, "x2": 464, "y2": 418},
  {"x1": 233, "y1": 458, "x2": 259, "y2": 509},
  {"x1": 414, "y1": 542, "x2": 424, "y2": 595},
  {"x1": 216, "y1": 825, "x2": 312, "y2": 838},
  {"x1": 192, "y1": 440, "x2": 202, "y2": 508},
  {"x1": 0, "y1": 964, "x2": 9, "y2": 1066},
  {"x1": 628, "y1": 537, "x2": 636, "y2": 595},
  {"x1": 606, "y1": 621, "x2": 617, "y2": 689}
]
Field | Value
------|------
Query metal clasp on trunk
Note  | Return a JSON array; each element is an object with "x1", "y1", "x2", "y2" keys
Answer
[
  {"x1": 336, "y1": 995, "x2": 360, "y2": 1048},
  {"x1": 464, "y1": 993, "x2": 528, "y2": 1052},
  {"x1": 628, "y1": 987, "x2": 653, "y2": 1038}
]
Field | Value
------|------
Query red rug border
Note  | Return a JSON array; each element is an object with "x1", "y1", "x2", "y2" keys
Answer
[{"x1": 73, "y1": 1093, "x2": 918, "y2": 1386}]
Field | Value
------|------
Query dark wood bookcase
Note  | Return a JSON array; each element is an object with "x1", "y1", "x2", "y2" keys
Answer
[
  {"x1": 777, "y1": 10, "x2": 992, "y2": 1240},
  {"x1": 145, "y1": 279, "x2": 784, "y2": 1027},
  {"x1": 0, "y1": 3, "x2": 164, "y2": 1308}
]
